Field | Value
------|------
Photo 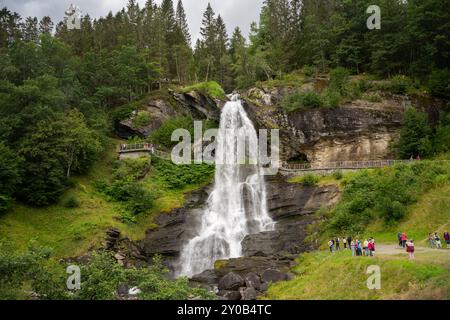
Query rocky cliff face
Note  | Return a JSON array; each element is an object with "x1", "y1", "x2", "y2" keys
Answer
[
  {"x1": 139, "y1": 177, "x2": 339, "y2": 273},
  {"x1": 115, "y1": 90, "x2": 223, "y2": 139},
  {"x1": 242, "y1": 87, "x2": 410, "y2": 166}
]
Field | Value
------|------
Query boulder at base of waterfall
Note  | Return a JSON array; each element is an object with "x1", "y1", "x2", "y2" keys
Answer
[
  {"x1": 240, "y1": 287, "x2": 257, "y2": 300},
  {"x1": 244, "y1": 272, "x2": 262, "y2": 291},
  {"x1": 261, "y1": 269, "x2": 288, "y2": 283},
  {"x1": 219, "y1": 290, "x2": 242, "y2": 301},
  {"x1": 218, "y1": 272, "x2": 245, "y2": 291}
]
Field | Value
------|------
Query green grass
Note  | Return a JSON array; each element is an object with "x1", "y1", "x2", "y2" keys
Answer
[
  {"x1": 365, "y1": 184, "x2": 450, "y2": 245},
  {"x1": 182, "y1": 81, "x2": 226, "y2": 99},
  {"x1": 265, "y1": 250, "x2": 449, "y2": 300},
  {"x1": 0, "y1": 139, "x2": 214, "y2": 258}
]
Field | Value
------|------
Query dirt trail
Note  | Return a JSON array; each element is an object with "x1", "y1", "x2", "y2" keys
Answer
[{"x1": 376, "y1": 244, "x2": 450, "y2": 256}]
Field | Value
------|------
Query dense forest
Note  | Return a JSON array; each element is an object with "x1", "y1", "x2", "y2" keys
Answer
[{"x1": 0, "y1": 0, "x2": 449, "y2": 212}]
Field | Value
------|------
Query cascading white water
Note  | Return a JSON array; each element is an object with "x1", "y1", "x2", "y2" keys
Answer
[{"x1": 178, "y1": 95, "x2": 274, "y2": 277}]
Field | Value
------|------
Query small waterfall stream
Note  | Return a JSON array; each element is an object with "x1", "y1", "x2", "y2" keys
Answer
[{"x1": 178, "y1": 95, "x2": 274, "y2": 277}]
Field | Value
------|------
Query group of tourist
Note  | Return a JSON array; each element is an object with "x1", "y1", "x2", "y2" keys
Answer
[
  {"x1": 428, "y1": 231, "x2": 450, "y2": 249},
  {"x1": 327, "y1": 236, "x2": 376, "y2": 257}
]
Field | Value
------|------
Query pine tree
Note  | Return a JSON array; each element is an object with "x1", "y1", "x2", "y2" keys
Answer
[
  {"x1": 22, "y1": 17, "x2": 39, "y2": 43},
  {"x1": 38, "y1": 16, "x2": 54, "y2": 35},
  {"x1": 175, "y1": 0, "x2": 190, "y2": 45}
]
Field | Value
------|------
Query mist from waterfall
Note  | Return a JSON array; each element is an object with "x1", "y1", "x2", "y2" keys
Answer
[{"x1": 178, "y1": 95, "x2": 274, "y2": 277}]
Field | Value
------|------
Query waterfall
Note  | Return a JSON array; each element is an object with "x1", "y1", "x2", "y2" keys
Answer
[{"x1": 178, "y1": 95, "x2": 274, "y2": 277}]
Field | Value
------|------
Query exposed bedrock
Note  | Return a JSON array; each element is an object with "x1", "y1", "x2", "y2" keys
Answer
[{"x1": 240, "y1": 86, "x2": 450, "y2": 166}]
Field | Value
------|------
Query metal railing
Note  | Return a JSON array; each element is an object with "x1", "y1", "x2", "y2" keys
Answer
[
  {"x1": 118, "y1": 143, "x2": 171, "y2": 160},
  {"x1": 281, "y1": 159, "x2": 416, "y2": 171}
]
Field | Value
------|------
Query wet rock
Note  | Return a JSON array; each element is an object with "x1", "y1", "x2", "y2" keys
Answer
[
  {"x1": 244, "y1": 272, "x2": 262, "y2": 291},
  {"x1": 219, "y1": 290, "x2": 241, "y2": 301},
  {"x1": 260, "y1": 282, "x2": 269, "y2": 292},
  {"x1": 261, "y1": 269, "x2": 287, "y2": 283},
  {"x1": 218, "y1": 272, "x2": 245, "y2": 291},
  {"x1": 214, "y1": 256, "x2": 293, "y2": 278},
  {"x1": 106, "y1": 228, "x2": 121, "y2": 250},
  {"x1": 240, "y1": 287, "x2": 257, "y2": 300}
]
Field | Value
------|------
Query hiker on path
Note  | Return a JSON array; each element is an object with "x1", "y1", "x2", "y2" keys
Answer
[
  {"x1": 444, "y1": 231, "x2": 450, "y2": 246},
  {"x1": 347, "y1": 236, "x2": 352, "y2": 248},
  {"x1": 428, "y1": 233, "x2": 436, "y2": 248},
  {"x1": 356, "y1": 239, "x2": 362, "y2": 256},
  {"x1": 406, "y1": 239, "x2": 415, "y2": 260},
  {"x1": 343, "y1": 237, "x2": 347, "y2": 249},
  {"x1": 401, "y1": 232, "x2": 408, "y2": 248},
  {"x1": 434, "y1": 233, "x2": 442, "y2": 249},
  {"x1": 397, "y1": 232, "x2": 402, "y2": 247},
  {"x1": 368, "y1": 239, "x2": 375, "y2": 257},
  {"x1": 328, "y1": 239, "x2": 334, "y2": 253},
  {"x1": 350, "y1": 240, "x2": 356, "y2": 256},
  {"x1": 363, "y1": 239, "x2": 369, "y2": 256},
  {"x1": 336, "y1": 238, "x2": 340, "y2": 251}
]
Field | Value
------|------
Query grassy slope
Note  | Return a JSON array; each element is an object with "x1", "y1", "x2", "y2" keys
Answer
[
  {"x1": 267, "y1": 173, "x2": 450, "y2": 300},
  {"x1": 265, "y1": 249, "x2": 449, "y2": 300},
  {"x1": 0, "y1": 139, "x2": 210, "y2": 258},
  {"x1": 365, "y1": 184, "x2": 450, "y2": 244}
]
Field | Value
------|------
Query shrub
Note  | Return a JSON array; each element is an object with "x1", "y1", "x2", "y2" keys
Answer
[
  {"x1": 395, "y1": 108, "x2": 433, "y2": 159},
  {"x1": 389, "y1": 75, "x2": 414, "y2": 94},
  {"x1": 182, "y1": 81, "x2": 226, "y2": 99},
  {"x1": 133, "y1": 111, "x2": 151, "y2": 128},
  {"x1": 362, "y1": 92, "x2": 382, "y2": 102},
  {"x1": 322, "y1": 89, "x2": 341, "y2": 108},
  {"x1": 329, "y1": 67, "x2": 350, "y2": 94},
  {"x1": 150, "y1": 116, "x2": 193, "y2": 148},
  {"x1": 326, "y1": 161, "x2": 450, "y2": 234},
  {"x1": 152, "y1": 157, "x2": 214, "y2": 189},
  {"x1": 302, "y1": 65, "x2": 315, "y2": 78},
  {"x1": 332, "y1": 170, "x2": 343, "y2": 180},
  {"x1": 428, "y1": 69, "x2": 450, "y2": 99},
  {"x1": 281, "y1": 91, "x2": 323, "y2": 112},
  {"x1": 344, "y1": 81, "x2": 362, "y2": 100},
  {"x1": 64, "y1": 196, "x2": 80, "y2": 208},
  {"x1": 301, "y1": 173, "x2": 319, "y2": 186}
]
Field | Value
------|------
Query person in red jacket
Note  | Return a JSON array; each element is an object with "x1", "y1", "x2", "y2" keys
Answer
[
  {"x1": 406, "y1": 239, "x2": 415, "y2": 260},
  {"x1": 368, "y1": 238, "x2": 375, "y2": 256},
  {"x1": 401, "y1": 232, "x2": 408, "y2": 248}
]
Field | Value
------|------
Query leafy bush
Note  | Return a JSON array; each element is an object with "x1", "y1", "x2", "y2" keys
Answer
[
  {"x1": 152, "y1": 157, "x2": 214, "y2": 189},
  {"x1": 389, "y1": 75, "x2": 414, "y2": 94},
  {"x1": 133, "y1": 111, "x2": 151, "y2": 128},
  {"x1": 282, "y1": 91, "x2": 323, "y2": 112},
  {"x1": 182, "y1": 81, "x2": 226, "y2": 99},
  {"x1": 150, "y1": 116, "x2": 194, "y2": 148},
  {"x1": 344, "y1": 80, "x2": 362, "y2": 100},
  {"x1": 64, "y1": 196, "x2": 80, "y2": 208},
  {"x1": 300, "y1": 173, "x2": 319, "y2": 186},
  {"x1": 322, "y1": 89, "x2": 341, "y2": 107},
  {"x1": 96, "y1": 158, "x2": 154, "y2": 217},
  {"x1": 329, "y1": 67, "x2": 350, "y2": 94},
  {"x1": 332, "y1": 170, "x2": 343, "y2": 180},
  {"x1": 362, "y1": 92, "x2": 382, "y2": 102},
  {"x1": 428, "y1": 69, "x2": 450, "y2": 99},
  {"x1": 326, "y1": 161, "x2": 450, "y2": 234},
  {"x1": 395, "y1": 108, "x2": 433, "y2": 159}
]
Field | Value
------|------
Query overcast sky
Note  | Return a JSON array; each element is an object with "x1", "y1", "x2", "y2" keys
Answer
[{"x1": 2, "y1": 0, "x2": 265, "y2": 43}]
